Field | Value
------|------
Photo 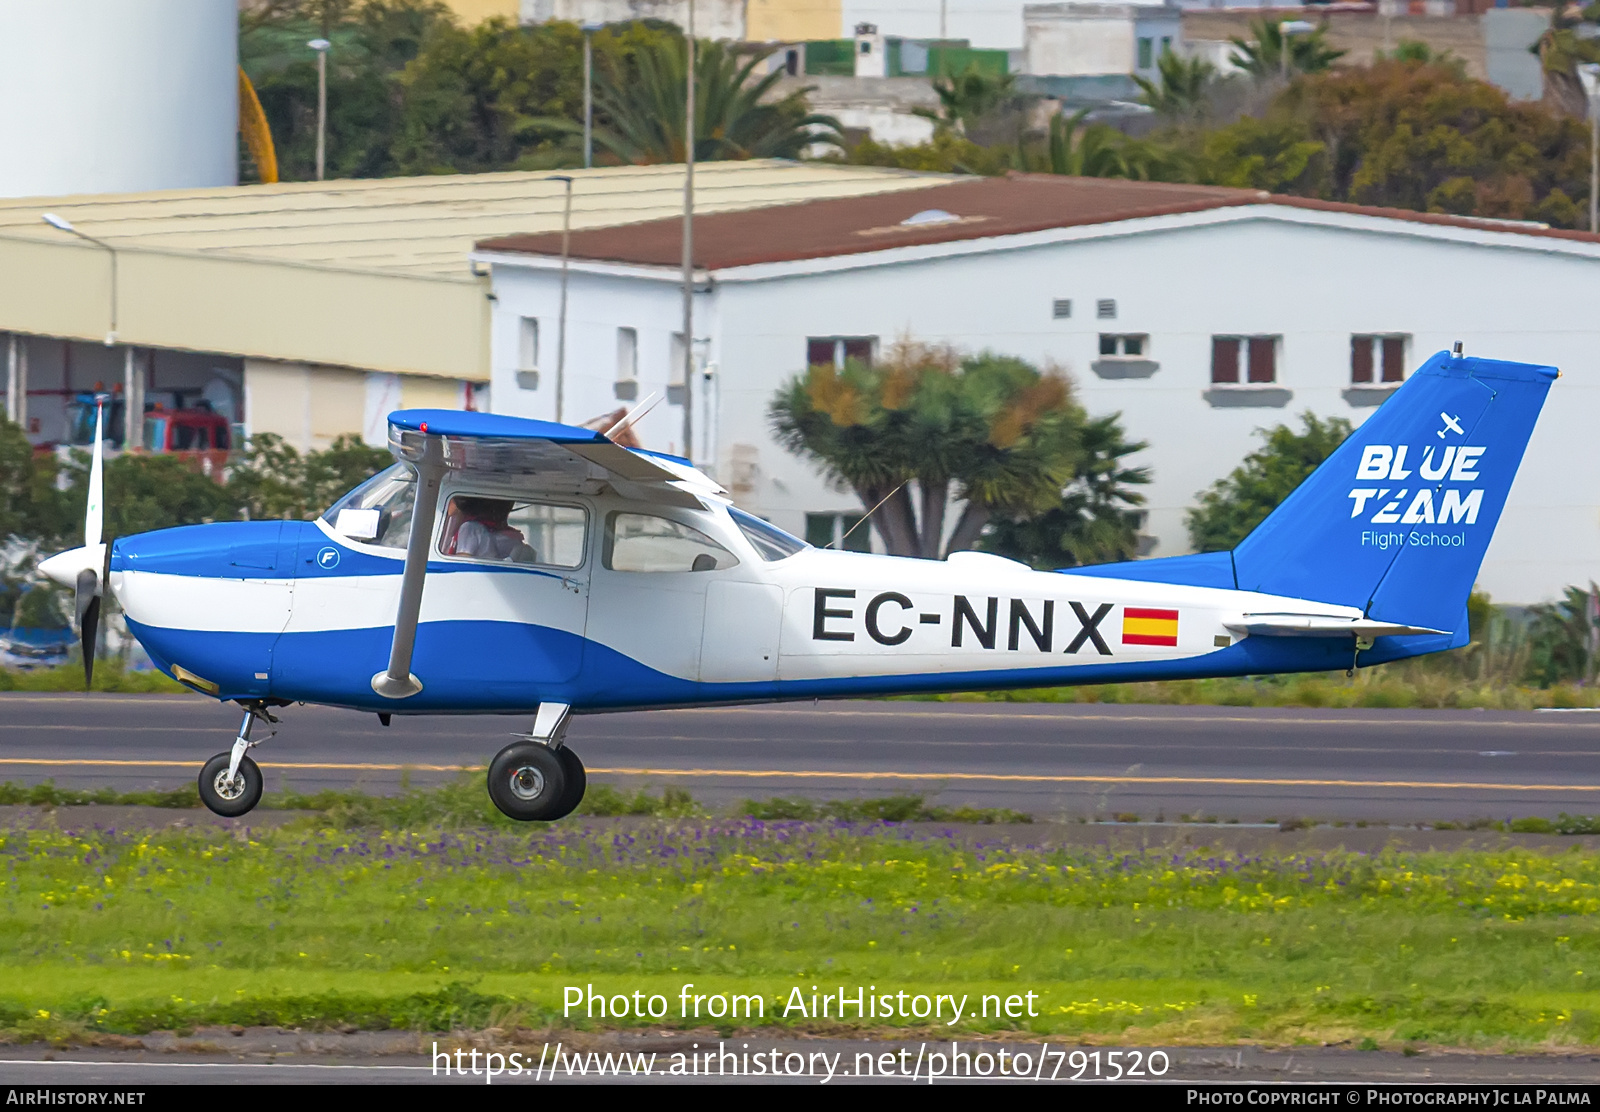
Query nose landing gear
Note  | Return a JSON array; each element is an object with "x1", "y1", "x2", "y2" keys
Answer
[
  {"x1": 198, "y1": 703, "x2": 276, "y2": 818},
  {"x1": 487, "y1": 702, "x2": 586, "y2": 822}
]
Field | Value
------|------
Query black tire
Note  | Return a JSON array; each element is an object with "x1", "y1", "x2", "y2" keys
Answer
[
  {"x1": 546, "y1": 746, "x2": 587, "y2": 821},
  {"x1": 198, "y1": 752, "x2": 263, "y2": 818},
  {"x1": 486, "y1": 743, "x2": 566, "y2": 821}
]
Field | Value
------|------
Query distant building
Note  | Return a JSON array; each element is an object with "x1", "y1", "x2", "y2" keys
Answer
[
  {"x1": 0, "y1": 162, "x2": 952, "y2": 456},
  {"x1": 475, "y1": 174, "x2": 1600, "y2": 604}
]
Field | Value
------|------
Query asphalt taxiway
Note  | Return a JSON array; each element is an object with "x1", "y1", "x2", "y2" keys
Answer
[{"x1": 2, "y1": 693, "x2": 1599, "y2": 822}]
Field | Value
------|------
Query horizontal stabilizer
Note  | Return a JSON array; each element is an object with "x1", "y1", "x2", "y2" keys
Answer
[{"x1": 1225, "y1": 613, "x2": 1449, "y2": 638}]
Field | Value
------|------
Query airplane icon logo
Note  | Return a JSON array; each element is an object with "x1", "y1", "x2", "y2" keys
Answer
[{"x1": 1437, "y1": 412, "x2": 1464, "y2": 439}]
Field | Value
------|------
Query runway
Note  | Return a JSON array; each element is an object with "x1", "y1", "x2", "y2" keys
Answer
[{"x1": 2, "y1": 693, "x2": 1600, "y2": 822}]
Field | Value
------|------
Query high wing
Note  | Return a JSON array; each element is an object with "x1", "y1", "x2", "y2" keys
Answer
[{"x1": 370, "y1": 408, "x2": 723, "y2": 699}]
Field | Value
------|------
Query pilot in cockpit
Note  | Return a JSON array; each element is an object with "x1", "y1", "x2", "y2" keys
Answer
[{"x1": 443, "y1": 496, "x2": 538, "y2": 564}]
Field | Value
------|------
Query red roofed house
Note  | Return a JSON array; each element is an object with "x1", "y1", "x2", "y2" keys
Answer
[{"x1": 473, "y1": 173, "x2": 1600, "y2": 604}]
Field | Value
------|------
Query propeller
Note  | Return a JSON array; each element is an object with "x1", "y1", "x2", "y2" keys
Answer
[{"x1": 39, "y1": 395, "x2": 109, "y2": 689}]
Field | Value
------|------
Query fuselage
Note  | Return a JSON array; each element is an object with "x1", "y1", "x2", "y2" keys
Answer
[{"x1": 110, "y1": 482, "x2": 1441, "y2": 715}]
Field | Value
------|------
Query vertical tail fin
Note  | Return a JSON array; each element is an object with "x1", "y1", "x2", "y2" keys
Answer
[{"x1": 1231, "y1": 350, "x2": 1555, "y2": 633}]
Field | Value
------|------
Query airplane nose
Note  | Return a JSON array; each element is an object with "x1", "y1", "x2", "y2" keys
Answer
[{"x1": 40, "y1": 544, "x2": 106, "y2": 590}]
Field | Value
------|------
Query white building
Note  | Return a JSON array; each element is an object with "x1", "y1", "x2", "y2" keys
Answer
[
  {"x1": 1024, "y1": 2, "x2": 1183, "y2": 79},
  {"x1": 474, "y1": 174, "x2": 1600, "y2": 605}
]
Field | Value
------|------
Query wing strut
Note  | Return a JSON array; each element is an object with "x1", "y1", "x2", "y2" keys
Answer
[{"x1": 372, "y1": 435, "x2": 446, "y2": 699}]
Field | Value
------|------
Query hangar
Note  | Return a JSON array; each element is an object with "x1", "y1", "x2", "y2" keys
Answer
[{"x1": 0, "y1": 161, "x2": 950, "y2": 454}]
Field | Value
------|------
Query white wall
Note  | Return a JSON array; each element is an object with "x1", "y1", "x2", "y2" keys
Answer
[
  {"x1": 0, "y1": 0, "x2": 237, "y2": 199},
  {"x1": 520, "y1": 0, "x2": 747, "y2": 39},
  {"x1": 489, "y1": 214, "x2": 1600, "y2": 604},
  {"x1": 1024, "y1": 3, "x2": 1180, "y2": 77}
]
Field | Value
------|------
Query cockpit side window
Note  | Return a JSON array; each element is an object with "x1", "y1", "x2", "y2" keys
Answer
[
  {"x1": 603, "y1": 512, "x2": 738, "y2": 573},
  {"x1": 322, "y1": 463, "x2": 416, "y2": 549},
  {"x1": 438, "y1": 496, "x2": 588, "y2": 569}
]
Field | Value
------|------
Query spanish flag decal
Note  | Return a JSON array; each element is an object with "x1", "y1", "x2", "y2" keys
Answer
[{"x1": 1122, "y1": 607, "x2": 1179, "y2": 647}]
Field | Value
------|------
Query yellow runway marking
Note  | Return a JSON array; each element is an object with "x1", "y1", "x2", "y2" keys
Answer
[{"x1": 0, "y1": 757, "x2": 1596, "y2": 792}]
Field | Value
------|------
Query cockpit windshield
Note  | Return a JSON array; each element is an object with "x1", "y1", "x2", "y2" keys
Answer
[
  {"x1": 728, "y1": 507, "x2": 807, "y2": 561},
  {"x1": 320, "y1": 463, "x2": 416, "y2": 548}
]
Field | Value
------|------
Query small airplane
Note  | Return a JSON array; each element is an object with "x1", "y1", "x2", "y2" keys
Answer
[{"x1": 38, "y1": 349, "x2": 1555, "y2": 821}]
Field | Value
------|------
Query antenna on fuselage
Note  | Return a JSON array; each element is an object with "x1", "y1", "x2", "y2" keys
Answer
[{"x1": 603, "y1": 391, "x2": 662, "y2": 441}]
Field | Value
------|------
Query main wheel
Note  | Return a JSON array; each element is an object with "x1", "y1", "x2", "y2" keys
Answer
[
  {"x1": 198, "y1": 752, "x2": 263, "y2": 818},
  {"x1": 545, "y1": 746, "x2": 586, "y2": 821},
  {"x1": 486, "y1": 742, "x2": 566, "y2": 821}
]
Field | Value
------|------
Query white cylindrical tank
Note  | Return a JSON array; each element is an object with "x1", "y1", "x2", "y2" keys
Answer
[{"x1": 0, "y1": 0, "x2": 237, "y2": 199}]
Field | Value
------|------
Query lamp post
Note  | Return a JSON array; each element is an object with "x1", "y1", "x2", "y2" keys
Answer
[
  {"x1": 1580, "y1": 63, "x2": 1600, "y2": 233},
  {"x1": 1278, "y1": 20, "x2": 1314, "y2": 81},
  {"x1": 308, "y1": 38, "x2": 331, "y2": 181},
  {"x1": 546, "y1": 176, "x2": 574, "y2": 425},
  {"x1": 582, "y1": 21, "x2": 603, "y2": 169},
  {"x1": 681, "y1": 0, "x2": 696, "y2": 462},
  {"x1": 42, "y1": 213, "x2": 117, "y2": 346}
]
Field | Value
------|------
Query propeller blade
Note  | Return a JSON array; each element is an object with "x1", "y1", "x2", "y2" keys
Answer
[
  {"x1": 85, "y1": 396, "x2": 104, "y2": 549},
  {"x1": 75, "y1": 567, "x2": 100, "y2": 690}
]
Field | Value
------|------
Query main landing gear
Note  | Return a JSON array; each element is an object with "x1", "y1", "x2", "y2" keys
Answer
[
  {"x1": 195, "y1": 700, "x2": 587, "y2": 822},
  {"x1": 487, "y1": 702, "x2": 587, "y2": 822},
  {"x1": 198, "y1": 703, "x2": 277, "y2": 818}
]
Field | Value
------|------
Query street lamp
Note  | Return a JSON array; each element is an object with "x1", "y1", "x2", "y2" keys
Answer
[
  {"x1": 582, "y1": 21, "x2": 603, "y2": 170},
  {"x1": 546, "y1": 175, "x2": 573, "y2": 424},
  {"x1": 308, "y1": 38, "x2": 331, "y2": 181},
  {"x1": 1279, "y1": 20, "x2": 1315, "y2": 81},
  {"x1": 1579, "y1": 63, "x2": 1600, "y2": 233},
  {"x1": 681, "y1": 0, "x2": 696, "y2": 462},
  {"x1": 42, "y1": 213, "x2": 117, "y2": 346}
]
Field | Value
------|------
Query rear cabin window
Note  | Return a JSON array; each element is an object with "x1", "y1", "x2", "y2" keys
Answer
[{"x1": 604, "y1": 513, "x2": 737, "y2": 573}]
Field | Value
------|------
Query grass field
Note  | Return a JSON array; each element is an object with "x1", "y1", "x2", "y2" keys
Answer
[{"x1": 1, "y1": 816, "x2": 1598, "y2": 1049}]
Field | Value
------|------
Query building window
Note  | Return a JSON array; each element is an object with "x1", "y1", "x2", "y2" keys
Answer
[
  {"x1": 1160, "y1": 36, "x2": 1172, "y2": 56},
  {"x1": 1351, "y1": 334, "x2": 1407, "y2": 384},
  {"x1": 1052, "y1": 298, "x2": 1072, "y2": 320},
  {"x1": 1099, "y1": 334, "x2": 1147, "y2": 357},
  {"x1": 517, "y1": 317, "x2": 539, "y2": 370},
  {"x1": 615, "y1": 327, "x2": 638, "y2": 400},
  {"x1": 805, "y1": 512, "x2": 871, "y2": 552},
  {"x1": 1096, "y1": 299, "x2": 1117, "y2": 320},
  {"x1": 784, "y1": 48, "x2": 799, "y2": 76},
  {"x1": 806, "y1": 336, "x2": 876, "y2": 369},
  {"x1": 1212, "y1": 335, "x2": 1279, "y2": 384},
  {"x1": 1137, "y1": 37, "x2": 1153, "y2": 68}
]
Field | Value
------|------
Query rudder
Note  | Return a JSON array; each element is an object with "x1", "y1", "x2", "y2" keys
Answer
[{"x1": 1231, "y1": 350, "x2": 1555, "y2": 633}]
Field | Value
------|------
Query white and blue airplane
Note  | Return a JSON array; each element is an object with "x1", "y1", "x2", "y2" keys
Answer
[{"x1": 38, "y1": 349, "x2": 1554, "y2": 821}]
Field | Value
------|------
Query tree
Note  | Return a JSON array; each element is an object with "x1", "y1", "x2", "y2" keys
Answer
[
  {"x1": 584, "y1": 38, "x2": 844, "y2": 163},
  {"x1": 1197, "y1": 114, "x2": 1325, "y2": 192},
  {"x1": 1229, "y1": 19, "x2": 1346, "y2": 81},
  {"x1": 980, "y1": 413, "x2": 1150, "y2": 569},
  {"x1": 1297, "y1": 60, "x2": 1590, "y2": 225},
  {"x1": 1033, "y1": 109, "x2": 1184, "y2": 180},
  {"x1": 1523, "y1": 585, "x2": 1598, "y2": 687},
  {"x1": 228, "y1": 433, "x2": 391, "y2": 521},
  {"x1": 769, "y1": 343, "x2": 1085, "y2": 558},
  {"x1": 916, "y1": 64, "x2": 1018, "y2": 135},
  {"x1": 1186, "y1": 412, "x2": 1352, "y2": 552},
  {"x1": 1135, "y1": 51, "x2": 1218, "y2": 119}
]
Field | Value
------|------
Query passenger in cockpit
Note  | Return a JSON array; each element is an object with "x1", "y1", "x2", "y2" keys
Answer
[{"x1": 446, "y1": 497, "x2": 538, "y2": 563}]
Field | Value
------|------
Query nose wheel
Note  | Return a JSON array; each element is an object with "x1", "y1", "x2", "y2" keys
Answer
[{"x1": 198, "y1": 703, "x2": 275, "y2": 818}]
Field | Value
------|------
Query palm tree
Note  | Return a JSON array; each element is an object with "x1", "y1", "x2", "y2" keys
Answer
[
  {"x1": 768, "y1": 342, "x2": 1085, "y2": 558},
  {"x1": 915, "y1": 63, "x2": 1018, "y2": 134},
  {"x1": 1134, "y1": 51, "x2": 1217, "y2": 118},
  {"x1": 1229, "y1": 18, "x2": 1345, "y2": 81},
  {"x1": 585, "y1": 39, "x2": 844, "y2": 163},
  {"x1": 1036, "y1": 109, "x2": 1183, "y2": 181}
]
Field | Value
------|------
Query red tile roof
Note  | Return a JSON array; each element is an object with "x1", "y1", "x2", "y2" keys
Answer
[{"x1": 475, "y1": 173, "x2": 1600, "y2": 270}]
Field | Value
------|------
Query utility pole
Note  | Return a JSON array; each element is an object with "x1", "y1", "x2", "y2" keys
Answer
[
  {"x1": 681, "y1": 0, "x2": 696, "y2": 462},
  {"x1": 547, "y1": 176, "x2": 574, "y2": 424},
  {"x1": 583, "y1": 22, "x2": 602, "y2": 169},
  {"x1": 309, "y1": 38, "x2": 331, "y2": 181},
  {"x1": 1581, "y1": 65, "x2": 1600, "y2": 232}
]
